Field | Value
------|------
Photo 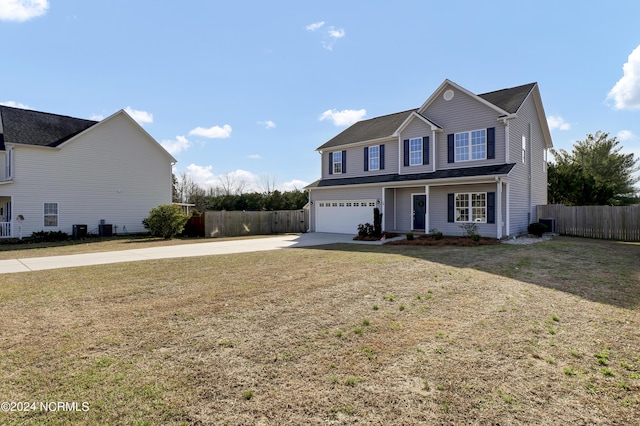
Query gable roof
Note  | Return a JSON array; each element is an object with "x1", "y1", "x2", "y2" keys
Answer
[
  {"x1": 477, "y1": 83, "x2": 536, "y2": 114},
  {"x1": 317, "y1": 109, "x2": 416, "y2": 150},
  {"x1": 0, "y1": 105, "x2": 98, "y2": 150},
  {"x1": 317, "y1": 80, "x2": 540, "y2": 151}
]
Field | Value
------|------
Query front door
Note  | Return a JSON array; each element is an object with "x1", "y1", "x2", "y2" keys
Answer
[{"x1": 412, "y1": 194, "x2": 426, "y2": 230}]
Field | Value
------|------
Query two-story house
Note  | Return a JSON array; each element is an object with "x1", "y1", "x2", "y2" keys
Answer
[
  {"x1": 306, "y1": 79, "x2": 553, "y2": 238},
  {"x1": 0, "y1": 105, "x2": 176, "y2": 239}
]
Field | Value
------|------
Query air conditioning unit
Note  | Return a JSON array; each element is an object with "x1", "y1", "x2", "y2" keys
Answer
[{"x1": 539, "y1": 217, "x2": 556, "y2": 233}]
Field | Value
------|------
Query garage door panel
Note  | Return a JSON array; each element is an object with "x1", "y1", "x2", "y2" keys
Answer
[{"x1": 316, "y1": 200, "x2": 376, "y2": 234}]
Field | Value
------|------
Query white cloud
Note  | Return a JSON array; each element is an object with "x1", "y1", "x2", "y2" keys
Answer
[
  {"x1": 280, "y1": 179, "x2": 309, "y2": 191},
  {"x1": 319, "y1": 108, "x2": 366, "y2": 126},
  {"x1": 306, "y1": 21, "x2": 325, "y2": 31},
  {"x1": 306, "y1": 21, "x2": 345, "y2": 50},
  {"x1": 617, "y1": 130, "x2": 635, "y2": 141},
  {"x1": 161, "y1": 135, "x2": 190, "y2": 156},
  {"x1": 124, "y1": 107, "x2": 153, "y2": 126},
  {"x1": 89, "y1": 113, "x2": 104, "y2": 121},
  {"x1": 0, "y1": 0, "x2": 48, "y2": 22},
  {"x1": 248, "y1": 154, "x2": 262, "y2": 159},
  {"x1": 0, "y1": 100, "x2": 31, "y2": 109},
  {"x1": 258, "y1": 120, "x2": 276, "y2": 129},
  {"x1": 607, "y1": 44, "x2": 640, "y2": 110},
  {"x1": 188, "y1": 124, "x2": 232, "y2": 139},
  {"x1": 547, "y1": 115, "x2": 571, "y2": 131}
]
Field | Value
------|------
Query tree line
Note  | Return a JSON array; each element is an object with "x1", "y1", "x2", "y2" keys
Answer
[
  {"x1": 172, "y1": 173, "x2": 308, "y2": 212},
  {"x1": 548, "y1": 131, "x2": 639, "y2": 206}
]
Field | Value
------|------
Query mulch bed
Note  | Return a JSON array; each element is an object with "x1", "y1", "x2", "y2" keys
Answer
[{"x1": 385, "y1": 234, "x2": 502, "y2": 246}]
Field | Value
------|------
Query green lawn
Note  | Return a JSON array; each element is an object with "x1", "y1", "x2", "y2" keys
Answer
[{"x1": 0, "y1": 236, "x2": 638, "y2": 424}]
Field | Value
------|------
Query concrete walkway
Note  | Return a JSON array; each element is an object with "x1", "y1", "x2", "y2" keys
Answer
[{"x1": 0, "y1": 233, "x2": 390, "y2": 274}]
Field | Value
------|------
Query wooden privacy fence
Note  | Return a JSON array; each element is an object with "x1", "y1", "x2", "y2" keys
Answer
[
  {"x1": 536, "y1": 204, "x2": 640, "y2": 241},
  {"x1": 204, "y1": 210, "x2": 309, "y2": 238}
]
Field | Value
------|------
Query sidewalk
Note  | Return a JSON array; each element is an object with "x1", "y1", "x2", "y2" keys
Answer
[{"x1": 0, "y1": 233, "x2": 391, "y2": 274}]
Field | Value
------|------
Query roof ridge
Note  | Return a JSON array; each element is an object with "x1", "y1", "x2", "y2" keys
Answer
[{"x1": 0, "y1": 104, "x2": 99, "y2": 124}]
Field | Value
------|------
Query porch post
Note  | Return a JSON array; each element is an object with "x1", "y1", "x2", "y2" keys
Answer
[
  {"x1": 425, "y1": 185, "x2": 430, "y2": 233},
  {"x1": 496, "y1": 180, "x2": 503, "y2": 239},
  {"x1": 381, "y1": 187, "x2": 386, "y2": 232}
]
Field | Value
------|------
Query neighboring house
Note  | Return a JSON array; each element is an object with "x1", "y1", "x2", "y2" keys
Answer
[
  {"x1": 306, "y1": 79, "x2": 553, "y2": 238},
  {"x1": 0, "y1": 106, "x2": 176, "y2": 239}
]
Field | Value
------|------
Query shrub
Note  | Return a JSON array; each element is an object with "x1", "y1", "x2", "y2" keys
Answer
[
  {"x1": 429, "y1": 228, "x2": 444, "y2": 240},
  {"x1": 357, "y1": 223, "x2": 375, "y2": 238},
  {"x1": 142, "y1": 204, "x2": 190, "y2": 239},
  {"x1": 528, "y1": 222, "x2": 548, "y2": 237},
  {"x1": 459, "y1": 222, "x2": 478, "y2": 238},
  {"x1": 373, "y1": 207, "x2": 383, "y2": 237},
  {"x1": 406, "y1": 232, "x2": 414, "y2": 241},
  {"x1": 30, "y1": 230, "x2": 69, "y2": 242}
]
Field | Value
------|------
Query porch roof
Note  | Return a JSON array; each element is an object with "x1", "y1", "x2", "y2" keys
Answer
[{"x1": 306, "y1": 163, "x2": 516, "y2": 189}]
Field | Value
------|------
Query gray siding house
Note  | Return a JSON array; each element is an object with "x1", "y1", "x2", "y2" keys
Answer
[{"x1": 306, "y1": 79, "x2": 553, "y2": 238}]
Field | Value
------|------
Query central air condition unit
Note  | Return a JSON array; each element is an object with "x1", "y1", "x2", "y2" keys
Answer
[{"x1": 539, "y1": 218, "x2": 556, "y2": 233}]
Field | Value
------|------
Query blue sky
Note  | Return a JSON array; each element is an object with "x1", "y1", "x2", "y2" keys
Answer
[{"x1": 2, "y1": 0, "x2": 640, "y2": 192}]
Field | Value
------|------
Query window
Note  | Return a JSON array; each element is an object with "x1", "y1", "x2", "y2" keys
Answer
[
  {"x1": 455, "y1": 129, "x2": 486, "y2": 162},
  {"x1": 455, "y1": 193, "x2": 486, "y2": 223},
  {"x1": 5, "y1": 147, "x2": 12, "y2": 179},
  {"x1": 332, "y1": 151, "x2": 342, "y2": 174},
  {"x1": 369, "y1": 145, "x2": 380, "y2": 171},
  {"x1": 543, "y1": 149, "x2": 547, "y2": 172},
  {"x1": 409, "y1": 138, "x2": 422, "y2": 166},
  {"x1": 44, "y1": 203, "x2": 58, "y2": 227},
  {"x1": 522, "y1": 135, "x2": 527, "y2": 164}
]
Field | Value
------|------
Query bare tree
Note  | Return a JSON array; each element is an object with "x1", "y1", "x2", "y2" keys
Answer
[
  {"x1": 258, "y1": 174, "x2": 278, "y2": 195},
  {"x1": 218, "y1": 172, "x2": 247, "y2": 196}
]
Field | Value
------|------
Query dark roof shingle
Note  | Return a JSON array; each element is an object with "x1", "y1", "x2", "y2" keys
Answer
[
  {"x1": 317, "y1": 109, "x2": 416, "y2": 150},
  {"x1": 477, "y1": 83, "x2": 536, "y2": 114},
  {"x1": 0, "y1": 105, "x2": 98, "y2": 149},
  {"x1": 306, "y1": 163, "x2": 516, "y2": 188},
  {"x1": 316, "y1": 82, "x2": 537, "y2": 151}
]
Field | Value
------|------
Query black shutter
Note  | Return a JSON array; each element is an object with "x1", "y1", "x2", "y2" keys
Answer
[
  {"x1": 423, "y1": 136, "x2": 430, "y2": 165},
  {"x1": 487, "y1": 192, "x2": 496, "y2": 224},
  {"x1": 342, "y1": 150, "x2": 347, "y2": 173},
  {"x1": 364, "y1": 147, "x2": 369, "y2": 171},
  {"x1": 447, "y1": 134, "x2": 455, "y2": 163},
  {"x1": 447, "y1": 193, "x2": 455, "y2": 222},
  {"x1": 403, "y1": 139, "x2": 410, "y2": 166},
  {"x1": 380, "y1": 144, "x2": 385, "y2": 170},
  {"x1": 328, "y1": 152, "x2": 333, "y2": 175},
  {"x1": 487, "y1": 127, "x2": 495, "y2": 159}
]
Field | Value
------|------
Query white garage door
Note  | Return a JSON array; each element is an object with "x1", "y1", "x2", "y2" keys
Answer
[{"x1": 316, "y1": 200, "x2": 377, "y2": 234}]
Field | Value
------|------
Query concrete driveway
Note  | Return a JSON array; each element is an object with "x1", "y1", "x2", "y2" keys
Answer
[{"x1": 0, "y1": 233, "x2": 388, "y2": 274}]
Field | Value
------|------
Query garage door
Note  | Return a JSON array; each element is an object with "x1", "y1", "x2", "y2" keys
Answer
[{"x1": 316, "y1": 200, "x2": 377, "y2": 234}]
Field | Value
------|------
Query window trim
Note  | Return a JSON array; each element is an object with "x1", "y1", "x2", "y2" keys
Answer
[
  {"x1": 454, "y1": 192, "x2": 487, "y2": 223},
  {"x1": 409, "y1": 138, "x2": 422, "y2": 166},
  {"x1": 43, "y1": 202, "x2": 59, "y2": 227},
  {"x1": 368, "y1": 145, "x2": 380, "y2": 171},
  {"x1": 455, "y1": 129, "x2": 486, "y2": 162},
  {"x1": 332, "y1": 151, "x2": 342, "y2": 174}
]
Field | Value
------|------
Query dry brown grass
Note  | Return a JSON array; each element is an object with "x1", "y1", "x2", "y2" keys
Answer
[{"x1": 0, "y1": 236, "x2": 638, "y2": 424}]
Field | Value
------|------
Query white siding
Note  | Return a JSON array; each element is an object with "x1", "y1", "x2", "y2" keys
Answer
[
  {"x1": 424, "y1": 86, "x2": 506, "y2": 170},
  {"x1": 398, "y1": 119, "x2": 434, "y2": 174},
  {"x1": 321, "y1": 139, "x2": 399, "y2": 180},
  {"x1": 3, "y1": 112, "x2": 174, "y2": 237}
]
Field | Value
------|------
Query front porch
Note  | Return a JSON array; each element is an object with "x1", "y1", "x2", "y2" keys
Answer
[{"x1": 0, "y1": 197, "x2": 12, "y2": 238}]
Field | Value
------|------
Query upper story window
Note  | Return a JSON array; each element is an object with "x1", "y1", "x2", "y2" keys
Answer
[
  {"x1": 44, "y1": 202, "x2": 58, "y2": 227},
  {"x1": 5, "y1": 147, "x2": 12, "y2": 179},
  {"x1": 448, "y1": 128, "x2": 494, "y2": 163},
  {"x1": 333, "y1": 151, "x2": 342, "y2": 174},
  {"x1": 522, "y1": 135, "x2": 527, "y2": 164},
  {"x1": 369, "y1": 145, "x2": 380, "y2": 171},
  {"x1": 455, "y1": 130, "x2": 486, "y2": 162},
  {"x1": 409, "y1": 138, "x2": 422, "y2": 166}
]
